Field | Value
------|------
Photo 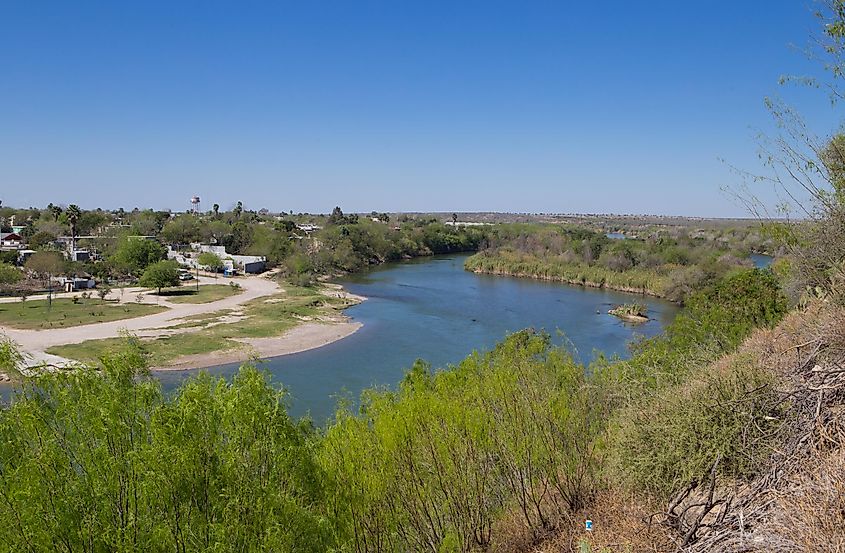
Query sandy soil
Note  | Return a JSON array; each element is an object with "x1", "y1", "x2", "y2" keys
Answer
[{"x1": 152, "y1": 321, "x2": 363, "y2": 371}]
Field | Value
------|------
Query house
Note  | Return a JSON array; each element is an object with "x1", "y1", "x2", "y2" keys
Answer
[
  {"x1": 54, "y1": 275, "x2": 96, "y2": 292},
  {"x1": 167, "y1": 244, "x2": 267, "y2": 274},
  {"x1": 71, "y1": 250, "x2": 91, "y2": 262},
  {"x1": 295, "y1": 224, "x2": 322, "y2": 233},
  {"x1": 17, "y1": 249, "x2": 36, "y2": 263},
  {"x1": 0, "y1": 232, "x2": 24, "y2": 250}
]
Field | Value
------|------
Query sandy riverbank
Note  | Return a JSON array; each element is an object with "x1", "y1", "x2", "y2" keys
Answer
[
  {"x1": 152, "y1": 320, "x2": 364, "y2": 371},
  {"x1": 2, "y1": 274, "x2": 368, "y2": 374},
  {"x1": 150, "y1": 282, "x2": 367, "y2": 371}
]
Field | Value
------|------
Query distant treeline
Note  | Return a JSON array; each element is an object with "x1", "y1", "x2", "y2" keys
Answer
[
  {"x1": 0, "y1": 204, "x2": 486, "y2": 288},
  {"x1": 2, "y1": 203, "x2": 776, "y2": 295},
  {"x1": 464, "y1": 223, "x2": 770, "y2": 302}
]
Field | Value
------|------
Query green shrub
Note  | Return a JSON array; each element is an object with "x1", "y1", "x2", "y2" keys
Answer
[
  {"x1": 612, "y1": 357, "x2": 784, "y2": 497},
  {"x1": 320, "y1": 331, "x2": 608, "y2": 551}
]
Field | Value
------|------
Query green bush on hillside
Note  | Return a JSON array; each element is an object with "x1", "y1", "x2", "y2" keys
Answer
[
  {"x1": 611, "y1": 357, "x2": 784, "y2": 497},
  {"x1": 0, "y1": 344, "x2": 330, "y2": 552}
]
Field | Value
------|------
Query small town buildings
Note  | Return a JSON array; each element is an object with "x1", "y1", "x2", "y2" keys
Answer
[
  {"x1": 0, "y1": 232, "x2": 24, "y2": 249},
  {"x1": 167, "y1": 244, "x2": 267, "y2": 274},
  {"x1": 55, "y1": 276, "x2": 96, "y2": 292},
  {"x1": 16, "y1": 249, "x2": 36, "y2": 263},
  {"x1": 71, "y1": 250, "x2": 91, "y2": 262}
]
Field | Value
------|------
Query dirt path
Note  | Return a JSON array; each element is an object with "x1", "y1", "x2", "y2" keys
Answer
[{"x1": 1, "y1": 275, "x2": 280, "y2": 369}]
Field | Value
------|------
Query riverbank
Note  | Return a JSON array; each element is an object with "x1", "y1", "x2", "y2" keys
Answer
[
  {"x1": 466, "y1": 265, "x2": 667, "y2": 298},
  {"x1": 86, "y1": 253, "x2": 679, "y2": 422},
  {"x1": 463, "y1": 252, "x2": 670, "y2": 298},
  {"x1": 153, "y1": 282, "x2": 367, "y2": 370},
  {"x1": 151, "y1": 320, "x2": 364, "y2": 371},
  {"x1": 0, "y1": 274, "x2": 367, "y2": 375}
]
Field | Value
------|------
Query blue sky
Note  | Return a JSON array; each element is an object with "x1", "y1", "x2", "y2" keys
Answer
[{"x1": 0, "y1": 1, "x2": 837, "y2": 216}]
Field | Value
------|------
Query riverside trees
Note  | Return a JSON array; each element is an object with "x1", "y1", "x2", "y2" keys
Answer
[{"x1": 0, "y1": 345, "x2": 330, "y2": 552}]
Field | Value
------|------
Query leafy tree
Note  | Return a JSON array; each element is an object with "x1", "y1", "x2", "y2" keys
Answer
[
  {"x1": 25, "y1": 251, "x2": 65, "y2": 282},
  {"x1": 76, "y1": 210, "x2": 109, "y2": 235},
  {"x1": 111, "y1": 237, "x2": 167, "y2": 275},
  {"x1": 219, "y1": 221, "x2": 253, "y2": 255},
  {"x1": 213, "y1": 203, "x2": 220, "y2": 217},
  {"x1": 25, "y1": 251, "x2": 65, "y2": 306},
  {"x1": 0, "y1": 337, "x2": 23, "y2": 379},
  {"x1": 48, "y1": 203, "x2": 62, "y2": 221},
  {"x1": 197, "y1": 251, "x2": 224, "y2": 272},
  {"x1": 160, "y1": 215, "x2": 201, "y2": 244},
  {"x1": 28, "y1": 230, "x2": 57, "y2": 250},
  {"x1": 139, "y1": 260, "x2": 180, "y2": 294},
  {"x1": 0, "y1": 251, "x2": 17, "y2": 265},
  {"x1": 327, "y1": 206, "x2": 345, "y2": 225},
  {"x1": 0, "y1": 263, "x2": 21, "y2": 286}
]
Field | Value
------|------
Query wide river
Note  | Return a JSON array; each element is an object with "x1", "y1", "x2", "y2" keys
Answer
[{"x1": 158, "y1": 254, "x2": 679, "y2": 422}]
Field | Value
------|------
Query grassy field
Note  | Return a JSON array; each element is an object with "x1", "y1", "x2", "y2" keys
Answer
[
  {"x1": 48, "y1": 333, "x2": 241, "y2": 366},
  {"x1": 0, "y1": 298, "x2": 166, "y2": 330},
  {"x1": 47, "y1": 284, "x2": 357, "y2": 365},
  {"x1": 156, "y1": 284, "x2": 243, "y2": 304}
]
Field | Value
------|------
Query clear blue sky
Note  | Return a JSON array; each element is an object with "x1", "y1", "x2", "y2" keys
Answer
[{"x1": 0, "y1": 1, "x2": 836, "y2": 216}]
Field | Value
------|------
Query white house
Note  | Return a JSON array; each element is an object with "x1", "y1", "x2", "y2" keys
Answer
[
  {"x1": 54, "y1": 276, "x2": 96, "y2": 292},
  {"x1": 0, "y1": 232, "x2": 24, "y2": 250},
  {"x1": 168, "y1": 244, "x2": 267, "y2": 274}
]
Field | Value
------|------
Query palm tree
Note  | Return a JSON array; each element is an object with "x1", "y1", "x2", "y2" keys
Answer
[
  {"x1": 66, "y1": 204, "x2": 81, "y2": 250},
  {"x1": 48, "y1": 203, "x2": 62, "y2": 221},
  {"x1": 213, "y1": 203, "x2": 220, "y2": 217},
  {"x1": 234, "y1": 201, "x2": 243, "y2": 219}
]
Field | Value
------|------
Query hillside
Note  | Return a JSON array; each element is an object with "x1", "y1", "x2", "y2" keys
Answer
[{"x1": 525, "y1": 302, "x2": 845, "y2": 552}]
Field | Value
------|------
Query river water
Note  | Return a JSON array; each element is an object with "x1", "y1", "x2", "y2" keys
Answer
[{"x1": 155, "y1": 254, "x2": 679, "y2": 422}]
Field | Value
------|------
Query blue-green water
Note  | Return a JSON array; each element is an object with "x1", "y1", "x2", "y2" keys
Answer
[
  {"x1": 751, "y1": 253, "x2": 773, "y2": 268},
  {"x1": 156, "y1": 254, "x2": 678, "y2": 422}
]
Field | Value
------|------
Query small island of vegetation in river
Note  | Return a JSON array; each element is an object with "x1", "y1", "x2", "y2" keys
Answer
[{"x1": 608, "y1": 302, "x2": 649, "y2": 323}]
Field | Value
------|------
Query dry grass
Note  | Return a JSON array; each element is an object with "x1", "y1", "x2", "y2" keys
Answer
[
  {"x1": 491, "y1": 489, "x2": 675, "y2": 553},
  {"x1": 760, "y1": 446, "x2": 845, "y2": 551},
  {"x1": 677, "y1": 302, "x2": 845, "y2": 551}
]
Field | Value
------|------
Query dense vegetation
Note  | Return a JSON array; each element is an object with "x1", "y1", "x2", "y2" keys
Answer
[
  {"x1": 0, "y1": 267, "x2": 789, "y2": 552},
  {"x1": 0, "y1": 205, "x2": 486, "y2": 292},
  {"x1": 2, "y1": 201, "x2": 774, "y2": 299},
  {"x1": 6, "y1": 5, "x2": 845, "y2": 550},
  {"x1": 465, "y1": 224, "x2": 765, "y2": 302}
]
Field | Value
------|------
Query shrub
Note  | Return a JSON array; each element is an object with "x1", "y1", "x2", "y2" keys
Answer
[
  {"x1": 0, "y1": 263, "x2": 21, "y2": 286},
  {"x1": 611, "y1": 357, "x2": 784, "y2": 497}
]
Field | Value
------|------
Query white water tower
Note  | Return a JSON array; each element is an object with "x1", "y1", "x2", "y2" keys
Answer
[{"x1": 190, "y1": 196, "x2": 201, "y2": 214}]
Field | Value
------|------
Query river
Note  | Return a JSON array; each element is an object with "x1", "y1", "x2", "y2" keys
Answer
[{"x1": 156, "y1": 254, "x2": 679, "y2": 422}]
